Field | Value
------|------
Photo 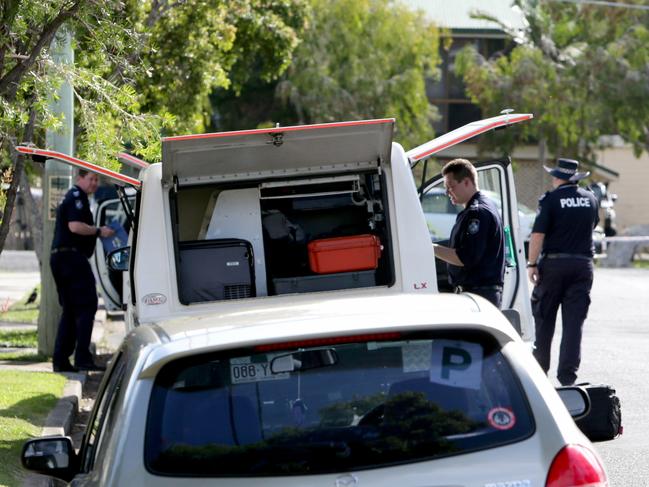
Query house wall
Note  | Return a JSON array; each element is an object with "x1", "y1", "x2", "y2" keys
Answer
[{"x1": 597, "y1": 146, "x2": 649, "y2": 231}]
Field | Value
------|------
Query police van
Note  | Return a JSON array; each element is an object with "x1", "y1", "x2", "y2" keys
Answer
[{"x1": 18, "y1": 113, "x2": 534, "y2": 342}]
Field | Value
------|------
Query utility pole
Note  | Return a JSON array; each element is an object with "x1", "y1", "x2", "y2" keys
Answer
[{"x1": 38, "y1": 28, "x2": 74, "y2": 356}]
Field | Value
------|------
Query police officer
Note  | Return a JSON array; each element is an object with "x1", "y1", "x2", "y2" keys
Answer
[
  {"x1": 433, "y1": 158, "x2": 505, "y2": 308},
  {"x1": 527, "y1": 158, "x2": 599, "y2": 386},
  {"x1": 51, "y1": 169, "x2": 114, "y2": 372}
]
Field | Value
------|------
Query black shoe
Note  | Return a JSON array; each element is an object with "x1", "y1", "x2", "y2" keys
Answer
[
  {"x1": 76, "y1": 362, "x2": 106, "y2": 372},
  {"x1": 53, "y1": 362, "x2": 79, "y2": 373}
]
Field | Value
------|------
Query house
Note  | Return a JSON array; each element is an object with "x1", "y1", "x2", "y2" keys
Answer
[{"x1": 404, "y1": 0, "x2": 648, "y2": 231}]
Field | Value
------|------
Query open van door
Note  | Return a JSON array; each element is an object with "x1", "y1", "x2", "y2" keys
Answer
[
  {"x1": 406, "y1": 113, "x2": 534, "y2": 343},
  {"x1": 16, "y1": 146, "x2": 141, "y2": 312},
  {"x1": 419, "y1": 159, "x2": 533, "y2": 341}
]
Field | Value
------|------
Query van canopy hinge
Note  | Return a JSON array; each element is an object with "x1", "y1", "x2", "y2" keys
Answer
[
  {"x1": 268, "y1": 132, "x2": 284, "y2": 147},
  {"x1": 173, "y1": 175, "x2": 179, "y2": 193}
]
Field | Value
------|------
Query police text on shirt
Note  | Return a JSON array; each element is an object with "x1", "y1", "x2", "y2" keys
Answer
[{"x1": 559, "y1": 197, "x2": 591, "y2": 209}]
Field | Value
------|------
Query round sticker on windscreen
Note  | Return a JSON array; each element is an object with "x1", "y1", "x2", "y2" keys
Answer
[{"x1": 487, "y1": 407, "x2": 516, "y2": 430}]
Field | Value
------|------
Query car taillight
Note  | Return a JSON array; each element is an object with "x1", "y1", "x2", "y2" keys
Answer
[{"x1": 546, "y1": 444, "x2": 608, "y2": 487}]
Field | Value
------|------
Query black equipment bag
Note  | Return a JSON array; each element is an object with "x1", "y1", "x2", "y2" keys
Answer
[{"x1": 575, "y1": 383, "x2": 622, "y2": 441}]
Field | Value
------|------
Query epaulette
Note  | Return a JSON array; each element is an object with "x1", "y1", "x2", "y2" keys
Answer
[{"x1": 538, "y1": 191, "x2": 550, "y2": 202}]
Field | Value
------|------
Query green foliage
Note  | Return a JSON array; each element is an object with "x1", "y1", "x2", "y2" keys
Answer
[
  {"x1": 454, "y1": 0, "x2": 649, "y2": 161},
  {"x1": 0, "y1": 370, "x2": 66, "y2": 487},
  {"x1": 1, "y1": 0, "x2": 308, "y2": 164},
  {"x1": 280, "y1": 0, "x2": 441, "y2": 146},
  {"x1": 216, "y1": 0, "x2": 441, "y2": 148}
]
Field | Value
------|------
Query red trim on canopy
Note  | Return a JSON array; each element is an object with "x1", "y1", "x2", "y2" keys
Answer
[
  {"x1": 16, "y1": 146, "x2": 141, "y2": 188},
  {"x1": 163, "y1": 119, "x2": 395, "y2": 142}
]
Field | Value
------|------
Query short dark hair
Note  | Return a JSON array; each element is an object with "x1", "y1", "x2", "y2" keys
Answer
[
  {"x1": 442, "y1": 158, "x2": 477, "y2": 186},
  {"x1": 78, "y1": 169, "x2": 89, "y2": 178}
]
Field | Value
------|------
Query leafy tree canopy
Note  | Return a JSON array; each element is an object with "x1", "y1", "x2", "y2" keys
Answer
[
  {"x1": 1, "y1": 0, "x2": 308, "y2": 165},
  {"x1": 455, "y1": 0, "x2": 649, "y2": 162},
  {"x1": 215, "y1": 0, "x2": 442, "y2": 148},
  {"x1": 0, "y1": 0, "x2": 306, "y2": 252}
]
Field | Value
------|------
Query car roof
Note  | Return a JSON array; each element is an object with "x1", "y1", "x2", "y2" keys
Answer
[{"x1": 136, "y1": 292, "x2": 519, "y2": 378}]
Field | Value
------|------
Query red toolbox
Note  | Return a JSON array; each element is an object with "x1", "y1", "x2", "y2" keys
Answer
[{"x1": 308, "y1": 234, "x2": 382, "y2": 274}]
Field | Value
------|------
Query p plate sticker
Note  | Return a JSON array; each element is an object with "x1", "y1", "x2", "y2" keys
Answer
[{"x1": 487, "y1": 407, "x2": 516, "y2": 430}]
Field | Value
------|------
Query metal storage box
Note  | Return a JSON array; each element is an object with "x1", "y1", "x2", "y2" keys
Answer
[{"x1": 273, "y1": 270, "x2": 376, "y2": 295}]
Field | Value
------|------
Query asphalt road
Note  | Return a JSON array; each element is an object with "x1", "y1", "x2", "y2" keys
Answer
[{"x1": 546, "y1": 267, "x2": 649, "y2": 486}]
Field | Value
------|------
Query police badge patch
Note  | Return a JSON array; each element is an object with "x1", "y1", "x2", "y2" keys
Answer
[
  {"x1": 468, "y1": 219, "x2": 480, "y2": 234},
  {"x1": 75, "y1": 199, "x2": 83, "y2": 210}
]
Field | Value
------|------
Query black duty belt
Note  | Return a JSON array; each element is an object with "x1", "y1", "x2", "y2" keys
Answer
[
  {"x1": 51, "y1": 247, "x2": 79, "y2": 254},
  {"x1": 455, "y1": 284, "x2": 503, "y2": 294},
  {"x1": 543, "y1": 253, "x2": 592, "y2": 261}
]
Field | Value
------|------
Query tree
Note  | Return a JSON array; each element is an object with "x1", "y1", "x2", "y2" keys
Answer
[
  {"x1": 0, "y1": 0, "x2": 307, "y2": 255},
  {"x1": 215, "y1": 0, "x2": 442, "y2": 148},
  {"x1": 454, "y1": 0, "x2": 649, "y2": 164}
]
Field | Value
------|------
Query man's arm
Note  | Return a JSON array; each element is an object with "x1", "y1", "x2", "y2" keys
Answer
[
  {"x1": 68, "y1": 221, "x2": 114, "y2": 238},
  {"x1": 432, "y1": 243, "x2": 464, "y2": 266},
  {"x1": 527, "y1": 232, "x2": 545, "y2": 285}
]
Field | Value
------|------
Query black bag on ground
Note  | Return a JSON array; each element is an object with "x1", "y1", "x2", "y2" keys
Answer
[{"x1": 575, "y1": 383, "x2": 622, "y2": 441}]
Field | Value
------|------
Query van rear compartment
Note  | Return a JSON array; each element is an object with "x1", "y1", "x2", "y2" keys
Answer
[
  {"x1": 273, "y1": 270, "x2": 376, "y2": 295},
  {"x1": 308, "y1": 234, "x2": 382, "y2": 274}
]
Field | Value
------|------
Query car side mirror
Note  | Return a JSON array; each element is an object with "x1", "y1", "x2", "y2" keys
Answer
[
  {"x1": 107, "y1": 246, "x2": 130, "y2": 272},
  {"x1": 22, "y1": 436, "x2": 78, "y2": 481},
  {"x1": 556, "y1": 386, "x2": 590, "y2": 419}
]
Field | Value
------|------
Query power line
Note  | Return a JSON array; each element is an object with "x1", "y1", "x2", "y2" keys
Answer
[{"x1": 547, "y1": 0, "x2": 649, "y2": 10}]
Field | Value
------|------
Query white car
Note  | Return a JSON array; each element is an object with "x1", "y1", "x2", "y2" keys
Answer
[
  {"x1": 22, "y1": 292, "x2": 609, "y2": 486},
  {"x1": 421, "y1": 188, "x2": 536, "y2": 245}
]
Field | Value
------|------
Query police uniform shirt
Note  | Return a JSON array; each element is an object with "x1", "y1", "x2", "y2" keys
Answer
[
  {"x1": 51, "y1": 185, "x2": 97, "y2": 258},
  {"x1": 448, "y1": 191, "x2": 505, "y2": 288},
  {"x1": 532, "y1": 183, "x2": 599, "y2": 256}
]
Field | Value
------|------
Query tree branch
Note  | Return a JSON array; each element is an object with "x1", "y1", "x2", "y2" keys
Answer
[{"x1": 0, "y1": 0, "x2": 84, "y2": 101}]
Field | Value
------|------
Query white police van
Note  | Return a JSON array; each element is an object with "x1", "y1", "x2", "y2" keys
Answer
[{"x1": 18, "y1": 113, "x2": 534, "y2": 341}]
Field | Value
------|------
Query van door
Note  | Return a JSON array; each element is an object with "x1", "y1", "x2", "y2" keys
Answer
[
  {"x1": 92, "y1": 195, "x2": 134, "y2": 311},
  {"x1": 420, "y1": 158, "x2": 534, "y2": 343}
]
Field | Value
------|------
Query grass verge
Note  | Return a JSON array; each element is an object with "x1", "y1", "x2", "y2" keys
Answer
[
  {"x1": 0, "y1": 286, "x2": 40, "y2": 325},
  {"x1": 0, "y1": 370, "x2": 66, "y2": 487},
  {"x1": 0, "y1": 330, "x2": 37, "y2": 348}
]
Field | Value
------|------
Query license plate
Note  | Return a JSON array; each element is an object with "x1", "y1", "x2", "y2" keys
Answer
[{"x1": 230, "y1": 359, "x2": 289, "y2": 384}]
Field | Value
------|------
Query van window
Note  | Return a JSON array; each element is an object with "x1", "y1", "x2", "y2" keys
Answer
[{"x1": 145, "y1": 331, "x2": 533, "y2": 476}]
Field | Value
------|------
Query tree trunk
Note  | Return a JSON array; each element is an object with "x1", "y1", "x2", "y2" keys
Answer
[
  {"x1": 0, "y1": 107, "x2": 37, "y2": 257},
  {"x1": 0, "y1": 148, "x2": 24, "y2": 256},
  {"x1": 19, "y1": 167, "x2": 43, "y2": 267}
]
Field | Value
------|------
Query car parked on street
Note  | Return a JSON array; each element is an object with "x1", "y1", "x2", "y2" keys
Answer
[
  {"x1": 22, "y1": 292, "x2": 609, "y2": 486},
  {"x1": 421, "y1": 187, "x2": 536, "y2": 245}
]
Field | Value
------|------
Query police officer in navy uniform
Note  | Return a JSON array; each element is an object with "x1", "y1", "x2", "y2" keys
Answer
[
  {"x1": 51, "y1": 169, "x2": 114, "y2": 372},
  {"x1": 527, "y1": 158, "x2": 599, "y2": 386},
  {"x1": 433, "y1": 158, "x2": 505, "y2": 308}
]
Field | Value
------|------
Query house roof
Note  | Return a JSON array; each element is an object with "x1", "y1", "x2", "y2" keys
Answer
[{"x1": 404, "y1": 0, "x2": 525, "y2": 35}]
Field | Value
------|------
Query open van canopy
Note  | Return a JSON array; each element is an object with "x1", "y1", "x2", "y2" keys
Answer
[
  {"x1": 15, "y1": 146, "x2": 141, "y2": 188},
  {"x1": 406, "y1": 113, "x2": 533, "y2": 164},
  {"x1": 161, "y1": 119, "x2": 395, "y2": 187}
]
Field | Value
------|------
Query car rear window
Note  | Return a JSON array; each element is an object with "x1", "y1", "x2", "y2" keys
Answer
[{"x1": 145, "y1": 331, "x2": 533, "y2": 476}]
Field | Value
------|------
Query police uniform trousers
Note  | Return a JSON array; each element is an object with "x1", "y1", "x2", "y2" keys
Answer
[
  {"x1": 531, "y1": 258, "x2": 593, "y2": 386},
  {"x1": 50, "y1": 250, "x2": 98, "y2": 367}
]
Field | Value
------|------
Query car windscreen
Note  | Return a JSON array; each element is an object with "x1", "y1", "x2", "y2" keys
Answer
[{"x1": 145, "y1": 331, "x2": 533, "y2": 476}]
